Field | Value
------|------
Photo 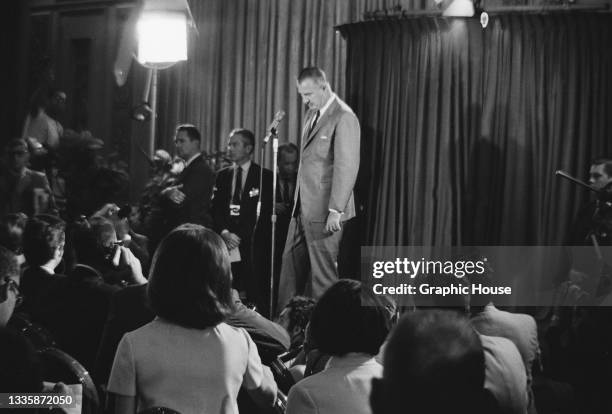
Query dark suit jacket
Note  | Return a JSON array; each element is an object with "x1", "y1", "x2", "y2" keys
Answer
[
  {"x1": 54, "y1": 264, "x2": 121, "y2": 371},
  {"x1": 20, "y1": 266, "x2": 69, "y2": 326},
  {"x1": 211, "y1": 163, "x2": 273, "y2": 239},
  {"x1": 94, "y1": 285, "x2": 290, "y2": 385},
  {"x1": 166, "y1": 155, "x2": 215, "y2": 229}
]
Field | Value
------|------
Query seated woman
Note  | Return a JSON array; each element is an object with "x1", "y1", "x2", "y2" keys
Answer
[
  {"x1": 107, "y1": 224, "x2": 277, "y2": 414},
  {"x1": 286, "y1": 279, "x2": 391, "y2": 414}
]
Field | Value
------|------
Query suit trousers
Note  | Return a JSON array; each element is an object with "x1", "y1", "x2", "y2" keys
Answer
[{"x1": 277, "y1": 213, "x2": 343, "y2": 311}]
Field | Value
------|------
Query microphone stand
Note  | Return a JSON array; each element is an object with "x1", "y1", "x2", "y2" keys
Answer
[
  {"x1": 254, "y1": 128, "x2": 278, "y2": 317},
  {"x1": 270, "y1": 130, "x2": 279, "y2": 317}
]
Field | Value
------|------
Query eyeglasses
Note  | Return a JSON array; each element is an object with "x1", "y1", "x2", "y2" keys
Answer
[{"x1": 2, "y1": 279, "x2": 23, "y2": 307}]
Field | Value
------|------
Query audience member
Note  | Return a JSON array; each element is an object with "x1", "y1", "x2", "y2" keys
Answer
[
  {"x1": 0, "y1": 212, "x2": 28, "y2": 266},
  {"x1": 20, "y1": 214, "x2": 68, "y2": 321},
  {"x1": 0, "y1": 246, "x2": 21, "y2": 327},
  {"x1": 107, "y1": 224, "x2": 277, "y2": 413},
  {"x1": 480, "y1": 334, "x2": 529, "y2": 414},
  {"x1": 277, "y1": 295, "x2": 315, "y2": 352},
  {"x1": 45, "y1": 217, "x2": 145, "y2": 370},
  {"x1": 22, "y1": 88, "x2": 66, "y2": 151},
  {"x1": 95, "y1": 284, "x2": 290, "y2": 386},
  {"x1": 0, "y1": 138, "x2": 56, "y2": 217},
  {"x1": 286, "y1": 279, "x2": 389, "y2": 414},
  {"x1": 471, "y1": 300, "x2": 539, "y2": 412},
  {"x1": 370, "y1": 310, "x2": 489, "y2": 414}
]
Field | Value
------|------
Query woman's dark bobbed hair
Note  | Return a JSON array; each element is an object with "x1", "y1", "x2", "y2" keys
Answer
[{"x1": 147, "y1": 224, "x2": 233, "y2": 329}]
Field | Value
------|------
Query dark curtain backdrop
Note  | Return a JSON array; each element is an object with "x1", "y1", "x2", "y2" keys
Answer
[
  {"x1": 343, "y1": 13, "x2": 612, "y2": 245},
  {"x1": 155, "y1": 0, "x2": 408, "y2": 156}
]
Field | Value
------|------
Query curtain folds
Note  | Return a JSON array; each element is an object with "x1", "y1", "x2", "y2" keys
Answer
[
  {"x1": 155, "y1": 0, "x2": 403, "y2": 155},
  {"x1": 344, "y1": 13, "x2": 612, "y2": 245}
]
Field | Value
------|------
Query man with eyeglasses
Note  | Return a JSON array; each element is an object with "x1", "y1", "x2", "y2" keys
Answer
[
  {"x1": 0, "y1": 246, "x2": 21, "y2": 327},
  {"x1": 0, "y1": 138, "x2": 56, "y2": 217}
]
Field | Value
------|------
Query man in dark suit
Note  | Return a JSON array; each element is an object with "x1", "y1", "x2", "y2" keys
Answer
[
  {"x1": 212, "y1": 128, "x2": 273, "y2": 312},
  {"x1": 0, "y1": 138, "x2": 56, "y2": 217},
  {"x1": 278, "y1": 67, "x2": 360, "y2": 310},
  {"x1": 161, "y1": 124, "x2": 215, "y2": 233}
]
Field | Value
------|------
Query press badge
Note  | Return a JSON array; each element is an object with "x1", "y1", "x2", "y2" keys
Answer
[{"x1": 230, "y1": 203, "x2": 241, "y2": 216}]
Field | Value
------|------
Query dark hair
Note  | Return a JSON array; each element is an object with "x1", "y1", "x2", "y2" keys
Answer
[
  {"x1": 381, "y1": 310, "x2": 485, "y2": 414},
  {"x1": 0, "y1": 327, "x2": 42, "y2": 392},
  {"x1": 298, "y1": 67, "x2": 328, "y2": 84},
  {"x1": 22, "y1": 215, "x2": 65, "y2": 267},
  {"x1": 0, "y1": 213, "x2": 28, "y2": 254},
  {"x1": 147, "y1": 224, "x2": 233, "y2": 329},
  {"x1": 283, "y1": 296, "x2": 316, "y2": 335},
  {"x1": 278, "y1": 143, "x2": 299, "y2": 157},
  {"x1": 592, "y1": 158, "x2": 612, "y2": 177},
  {"x1": 309, "y1": 279, "x2": 390, "y2": 356},
  {"x1": 230, "y1": 128, "x2": 255, "y2": 154},
  {"x1": 176, "y1": 124, "x2": 201, "y2": 142},
  {"x1": 68, "y1": 216, "x2": 115, "y2": 267},
  {"x1": 0, "y1": 246, "x2": 19, "y2": 280}
]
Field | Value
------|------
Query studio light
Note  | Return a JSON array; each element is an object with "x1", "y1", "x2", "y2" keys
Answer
[
  {"x1": 137, "y1": 10, "x2": 187, "y2": 65},
  {"x1": 438, "y1": 0, "x2": 475, "y2": 17}
]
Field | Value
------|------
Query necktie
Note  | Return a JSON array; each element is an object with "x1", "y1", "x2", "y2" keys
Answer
[
  {"x1": 232, "y1": 166, "x2": 242, "y2": 204},
  {"x1": 308, "y1": 110, "x2": 320, "y2": 135},
  {"x1": 282, "y1": 179, "x2": 291, "y2": 204}
]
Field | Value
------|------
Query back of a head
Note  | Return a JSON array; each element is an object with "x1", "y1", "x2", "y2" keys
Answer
[
  {"x1": 0, "y1": 213, "x2": 28, "y2": 254},
  {"x1": 377, "y1": 310, "x2": 485, "y2": 414},
  {"x1": 147, "y1": 224, "x2": 233, "y2": 329},
  {"x1": 0, "y1": 246, "x2": 19, "y2": 280},
  {"x1": 309, "y1": 279, "x2": 390, "y2": 357},
  {"x1": 22, "y1": 215, "x2": 65, "y2": 267}
]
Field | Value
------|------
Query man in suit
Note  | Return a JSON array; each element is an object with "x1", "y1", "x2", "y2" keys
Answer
[
  {"x1": 0, "y1": 138, "x2": 56, "y2": 217},
  {"x1": 212, "y1": 128, "x2": 273, "y2": 311},
  {"x1": 277, "y1": 67, "x2": 360, "y2": 310},
  {"x1": 161, "y1": 124, "x2": 215, "y2": 235}
]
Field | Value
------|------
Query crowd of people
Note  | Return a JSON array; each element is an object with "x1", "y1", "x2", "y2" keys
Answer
[{"x1": 1, "y1": 66, "x2": 611, "y2": 414}]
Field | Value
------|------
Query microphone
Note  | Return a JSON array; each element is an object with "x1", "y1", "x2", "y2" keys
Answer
[
  {"x1": 555, "y1": 170, "x2": 600, "y2": 193},
  {"x1": 263, "y1": 110, "x2": 286, "y2": 144}
]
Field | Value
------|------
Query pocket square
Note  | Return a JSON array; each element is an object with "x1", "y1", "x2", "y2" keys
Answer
[{"x1": 320, "y1": 135, "x2": 328, "y2": 140}]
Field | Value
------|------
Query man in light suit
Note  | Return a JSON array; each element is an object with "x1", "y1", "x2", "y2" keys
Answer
[{"x1": 277, "y1": 67, "x2": 360, "y2": 310}]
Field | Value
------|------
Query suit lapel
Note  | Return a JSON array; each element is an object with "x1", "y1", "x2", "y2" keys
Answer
[
  {"x1": 242, "y1": 164, "x2": 259, "y2": 201},
  {"x1": 302, "y1": 98, "x2": 339, "y2": 150}
]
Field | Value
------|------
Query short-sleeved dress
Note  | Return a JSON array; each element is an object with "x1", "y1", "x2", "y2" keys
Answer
[{"x1": 107, "y1": 318, "x2": 274, "y2": 414}]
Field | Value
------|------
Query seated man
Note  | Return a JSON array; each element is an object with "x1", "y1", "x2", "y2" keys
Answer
[
  {"x1": 20, "y1": 214, "x2": 69, "y2": 322},
  {"x1": 370, "y1": 310, "x2": 490, "y2": 414},
  {"x1": 0, "y1": 138, "x2": 55, "y2": 217}
]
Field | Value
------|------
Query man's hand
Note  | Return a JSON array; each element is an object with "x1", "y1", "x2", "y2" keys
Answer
[
  {"x1": 119, "y1": 246, "x2": 147, "y2": 285},
  {"x1": 221, "y1": 231, "x2": 241, "y2": 250},
  {"x1": 92, "y1": 203, "x2": 120, "y2": 218},
  {"x1": 162, "y1": 184, "x2": 186, "y2": 204},
  {"x1": 325, "y1": 210, "x2": 342, "y2": 233}
]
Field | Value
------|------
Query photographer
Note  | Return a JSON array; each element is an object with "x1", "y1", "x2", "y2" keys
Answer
[{"x1": 55, "y1": 216, "x2": 146, "y2": 371}]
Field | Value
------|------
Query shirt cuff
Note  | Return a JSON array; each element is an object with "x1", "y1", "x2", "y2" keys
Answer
[
  {"x1": 328, "y1": 208, "x2": 343, "y2": 215},
  {"x1": 221, "y1": 229, "x2": 230, "y2": 235}
]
